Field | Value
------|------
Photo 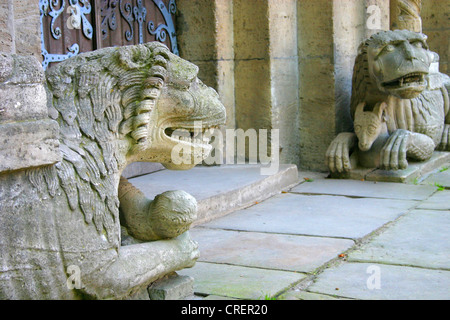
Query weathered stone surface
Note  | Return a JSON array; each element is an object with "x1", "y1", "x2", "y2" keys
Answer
[
  {"x1": 0, "y1": 52, "x2": 60, "y2": 172},
  {"x1": 128, "y1": 164, "x2": 299, "y2": 225},
  {"x1": 279, "y1": 290, "x2": 350, "y2": 300},
  {"x1": 365, "y1": 152, "x2": 450, "y2": 183},
  {"x1": 122, "y1": 162, "x2": 164, "y2": 179},
  {"x1": 390, "y1": 0, "x2": 423, "y2": 32},
  {"x1": 0, "y1": 84, "x2": 48, "y2": 123},
  {"x1": 202, "y1": 193, "x2": 417, "y2": 239},
  {"x1": 2, "y1": 53, "x2": 44, "y2": 84},
  {"x1": 0, "y1": 119, "x2": 61, "y2": 172},
  {"x1": 422, "y1": 0, "x2": 450, "y2": 75},
  {"x1": 178, "y1": 262, "x2": 306, "y2": 300},
  {"x1": 291, "y1": 178, "x2": 436, "y2": 200},
  {"x1": 421, "y1": 165, "x2": 450, "y2": 188},
  {"x1": 416, "y1": 189, "x2": 450, "y2": 210},
  {"x1": 190, "y1": 228, "x2": 354, "y2": 273},
  {"x1": 308, "y1": 262, "x2": 450, "y2": 300},
  {"x1": 148, "y1": 273, "x2": 194, "y2": 300},
  {"x1": 348, "y1": 210, "x2": 450, "y2": 269},
  {"x1": 0, "y1": 52, "x2": 13, "y2": 81}
]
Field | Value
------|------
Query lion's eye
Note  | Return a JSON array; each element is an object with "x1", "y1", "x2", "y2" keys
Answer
[
  {"x1": 411, "y1": 41, "x2": 423, "y2": 48},
  {"x1": 385, "y1": 44, "x2": 395, "y2": 52},
  {"x1": 354, "y1": 125, "x2": 361, "y2": 133}
]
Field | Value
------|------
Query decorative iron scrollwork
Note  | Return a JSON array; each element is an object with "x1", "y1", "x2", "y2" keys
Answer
[
  {"x1": 40, "y1": 0, "x2": 93, "y2": 70},
  {"x1": 119, "y1": 0, "x2": 135, "y2": 41},
  {"x1": 133, "y1": 0, "x2": 147, "y2": 44},
  {"x1": 40, "y1": 0, "x2": 79, "y2": 70},
  {"x1": 148, "y1": 0, "x2": 178, "y2": 54},
  {"x1": 101, "y1": 0, "x2": 119, "y2": 40},
  {"x1": 117, "y1": 0, "x2": 178, "y2": 54},
  {"x1": 74, "y1": 0, "x2": 94, "y2": 40}
]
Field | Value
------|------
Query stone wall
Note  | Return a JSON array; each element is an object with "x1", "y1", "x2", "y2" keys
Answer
[
  {"x1": 422, "y1": 0, "x2": 449, "y2": 75},
  {"x1": 233, "y1": 0, "x2": 300, "y2": 166},
  {"x1": 0, "y1": 0, "x2": 41, "y2": 59},
  {"x1": 177, "y1": 0, "x2": 300, "y2": 166}
]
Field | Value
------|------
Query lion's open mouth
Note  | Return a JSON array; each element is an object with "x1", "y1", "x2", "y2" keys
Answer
[
  {"x1": 382, "y1": 72, "x2": 427, "y2": 90},
  {"x1": 164, "y1": 125, "x2": 220, "y2": 146}
]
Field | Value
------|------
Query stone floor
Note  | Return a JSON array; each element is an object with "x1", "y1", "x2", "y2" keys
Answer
[{"x1": 129, "y1": 162, "x2": 450, "y2": 300}]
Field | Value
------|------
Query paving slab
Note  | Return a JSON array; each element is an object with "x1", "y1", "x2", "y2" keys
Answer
[
  {"x1": 348, "y1": 210, "x2": 450, "y2": 269},
  {"x1": 279, "y1": 290, "x2": 350, "y2": 300},
  {"x1": 178, "y1": 262, "x2": 306, "y2": 300},
  {"x1": 190, "y1": 228, "x2": 354, "y2": 273},
  {"x1": 201, "y1": 193, "x2": 418, "y2": 239},
  {"x1": 307, "y1": 262, "x2": 450, "y2": 300},
  {"x1": 291, "y1": 178, "x2": 437, "y2": 200},
  {"x1": 416, "y1": 190, "x2": 450, "y2": 210},
  {"x1": 127, "y1": 164, "x2": 299, "y2": 224},
  {"x1": 421, "y1": 167, "x2": 450, "y2": 188}
]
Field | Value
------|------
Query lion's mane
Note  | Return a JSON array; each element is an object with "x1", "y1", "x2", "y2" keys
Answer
[{"x1": 28, "y1": 43, "x2": 171, "y2": 241}]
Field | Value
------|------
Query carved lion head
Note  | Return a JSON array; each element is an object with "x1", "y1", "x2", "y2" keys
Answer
[
  {"x1": 365, "y1": 29, "x2": 432, "y2": 99},
  {"x1": 46, "y1": 42, "x2": 226, "y2": 174}
]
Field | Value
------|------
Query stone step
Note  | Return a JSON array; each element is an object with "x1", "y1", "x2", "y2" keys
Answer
[{"x1": 127, "y1": 164, "x2": 300, "y2": 225}]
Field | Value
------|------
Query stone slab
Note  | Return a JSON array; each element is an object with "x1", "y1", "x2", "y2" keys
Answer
[
  {"x1": 148, "y1": 273, "x2": 194, "y2": 300},
  {"x1": 307, "y1": 262, "x2": 450, "y2": 300},
  {"x1": 0, "y1": 119, "x2": 61, "y2": 172},
  {"x1": 128, "y1": 164, "x2": 299, "y2": 225},
  {"x1": 178, "y1": 262, "x2": 306, "y2": 300},
  {"x1": 122, "y1": 162, "x2": 165, "y2": 179},
  {"x1": 421, "y1": 166, "x2": 450, "y2": 188},
  {"x1": 348, "y1": 210, "x2": 450, "y2": 269},
  {"x1": 202, "y1": 295, "x2": 237, "y2": 300},
  {"x1": 279, "y1": 290, "x2": 350, "y2": 300},
  {"x1": 416, "y1": 190, "x2": 450, "y2": 210},
  {"x1": 0, "y1": 53, "x2": 44, "y2": 84},
  {"x1": 190, "y1": 228, "x2": 354, "y2": 273},
  {"x1": 291, "y1": 178, "x2": 437, "y2": 200},
  {"x1": 201, "y1": 193, "x2": 417, "y2": 239},
  {"x1": 0, "y1": 84, "x2": 48, "y2": 124}
]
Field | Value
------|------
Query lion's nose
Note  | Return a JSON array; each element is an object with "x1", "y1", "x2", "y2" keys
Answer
[
  {"x1": 359, "y1": 143, "x2": 371, "y2": 151},
  {"x1": 401, "y1": 41, "x2": 417, "y2": 61}
]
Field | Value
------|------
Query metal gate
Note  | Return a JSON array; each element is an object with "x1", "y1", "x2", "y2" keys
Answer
[{"x1": 39, "y1": 0, "x2": 178, "y2": 70}]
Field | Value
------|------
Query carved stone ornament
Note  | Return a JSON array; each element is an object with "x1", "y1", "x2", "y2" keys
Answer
[
  {"x1": 0, "y1": 42, "x2": 226, "y2": 299},
  {"x1": 390, "y1": 0, "x2": 422, "y2": 33},
  {"x1": 326, "y1": 30, "x2": 450, "y2": 173}
]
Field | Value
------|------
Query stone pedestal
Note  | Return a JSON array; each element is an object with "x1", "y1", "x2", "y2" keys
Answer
[
  {"x1": 0, "y1": 52, "x2": 60, "y2": 173},
  {"x1": 148, "y1": 273, "x2": 195, "y2": 300}
]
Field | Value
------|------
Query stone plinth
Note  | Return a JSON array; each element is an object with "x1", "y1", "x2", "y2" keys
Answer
[{"x1": 0, "y1": 52, "x2": 60, "y2": 173}]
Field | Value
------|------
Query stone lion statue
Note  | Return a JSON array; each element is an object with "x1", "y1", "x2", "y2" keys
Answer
[
  {"x1": 0, "y1": 42, "x2": 225, "y2": 299},
  {"x1": 326, "y1": 30, "x2": 449, "y2": 173}
]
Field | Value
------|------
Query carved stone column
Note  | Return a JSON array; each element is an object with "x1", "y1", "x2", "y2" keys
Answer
[{"x1": 390, "y1": 0, "x2": 422, "y2": 32}]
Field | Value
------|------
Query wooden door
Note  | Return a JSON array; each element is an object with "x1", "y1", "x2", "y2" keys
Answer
[{"x1": 40, "y1": 0, "x2": 178, "y2": 70}]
